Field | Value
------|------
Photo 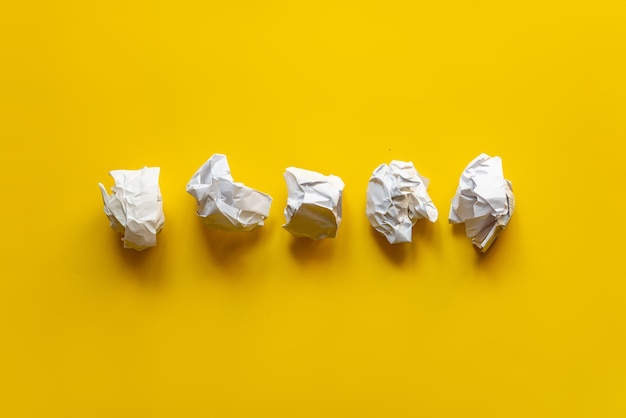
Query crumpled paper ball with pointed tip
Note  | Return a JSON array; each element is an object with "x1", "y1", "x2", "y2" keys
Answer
[{"x1": 449, "y1": 153, "x2": 515, "y2": 252}]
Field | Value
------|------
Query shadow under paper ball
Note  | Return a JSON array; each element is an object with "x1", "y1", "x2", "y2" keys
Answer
[
  {"x1": 200, "y1": 224, "x2": 266, "y2": 268},
  {"x1": 451, "y1": 222, "x2": 467, "y2": 238},
  {"x1": 369, "y1": 226, "x2": 413, "y2": 265},
  {"x1": 105, "y1": 223, "x2": 168, "y2": 286},
  {"x1": 288, "y1": 235, "x2": 336, "y2": 264}
]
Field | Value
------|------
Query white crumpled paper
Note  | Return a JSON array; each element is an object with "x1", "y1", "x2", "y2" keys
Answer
[
  {"x1": 98, "y1": 166, "x2": 165, "y2": 251},
  {"x1": 449, "y1": 153, "x2": 515, "y2": 252},
  {"x1": 186, "y1": 154, "x2": 272, "y2": 231},
  {"x1": 283, "y1": 167, "x2": 345, "y2": 240},
  {"x1": 366, "y1": 160, "x2": 438, "y2": 244}
]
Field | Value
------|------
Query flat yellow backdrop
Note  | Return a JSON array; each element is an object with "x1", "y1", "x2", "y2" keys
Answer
[{"x1": 1, "y1": 1, "x2": 626, "y2": 416}]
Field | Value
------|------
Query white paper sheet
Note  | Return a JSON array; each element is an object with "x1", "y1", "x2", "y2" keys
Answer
[
  {"x1": 366, "y1": 160, "x2": 438, "y2": 244},
  {"x1": 449, "y1": 153, "x2": 515, "y2": 252},
  {"x1": 186, "y1": 154, "x2": 272, "y2": 231},
  {"x1": 98, "y1": 166, "x2": 165, "y2": 251},
  {"x1": 283, "y1": 167, "x2": 345, "y2": 240}
]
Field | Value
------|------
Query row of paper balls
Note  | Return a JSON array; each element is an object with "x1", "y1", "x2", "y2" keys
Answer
[{"x1": 99, "y1": 153, "x2": 514, "y2": 252}]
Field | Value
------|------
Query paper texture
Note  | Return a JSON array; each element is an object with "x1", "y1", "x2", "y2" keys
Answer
[
  {"x1": 449, "y1": 153, "x2": 515, "y2": 252},
  {"x1": 186, "y1": 154, "x2": 272, "y2": 231},
  {"x1": 366, "y1": 160, "x2": 438, "y2": 244},
  {"x1": 98, "y1": 167, "x2": 165, "y2": 251},
  {"x1": 283, "y1": 167, "x2": 345, "y2": 239}
]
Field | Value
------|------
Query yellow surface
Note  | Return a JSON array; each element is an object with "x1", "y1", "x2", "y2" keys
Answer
[{"x1": 1, "y1": 1, "x2": 626, "y2": 416}]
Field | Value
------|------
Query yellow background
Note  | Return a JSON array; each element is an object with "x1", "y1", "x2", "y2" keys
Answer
[{"x1": 1, "y1": 1, "x2": 625, "y2": 416}]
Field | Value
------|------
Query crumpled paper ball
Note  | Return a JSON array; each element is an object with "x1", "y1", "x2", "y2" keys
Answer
[
  {"x1": 449, "y1": 153, "x2": 515, "y2": 252},
  {"x1": 366, "y1": 160, "x2": 438, "y2": 244},
  {"x1": 186, "y1": 154, "x2": 272, "y2": 231},
  {"x1": 283, "y1": 167, "x2": 345, "y2": 240},
  {"x1": 98, "y1": 166, "x2": 165, "y2": 251}
]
